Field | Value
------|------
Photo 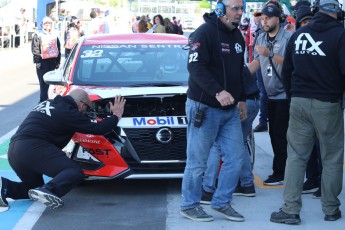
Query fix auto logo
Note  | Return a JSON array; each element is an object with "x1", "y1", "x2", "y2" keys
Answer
[
  {"x1": 132, "y1": 116, "x2": 187, "y2": 126},
  {"x1": 294, "y1": 33, "x2": 325, "y2": 56}
]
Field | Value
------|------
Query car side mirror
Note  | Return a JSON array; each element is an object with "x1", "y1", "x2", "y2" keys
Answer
[{"x1": 43, "y1": 70, "x2": 66, "y2": 85}]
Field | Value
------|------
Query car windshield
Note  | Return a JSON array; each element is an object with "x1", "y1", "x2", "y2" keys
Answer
[{"x1": 73, "y1": 44, "x2": 189, "y2": 87}]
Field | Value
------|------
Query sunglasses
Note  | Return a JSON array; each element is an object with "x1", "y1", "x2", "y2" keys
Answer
[
  {"x1": 80, "y1": 101, "x2": 91, "y2": 110},
  {"x1": 226, "y1": 5, "x2": 244, "y2": 12}
]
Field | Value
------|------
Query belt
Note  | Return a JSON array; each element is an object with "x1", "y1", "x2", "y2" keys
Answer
[{"x1": 246, "y1": 93, "x2": 260, "y2": 100}]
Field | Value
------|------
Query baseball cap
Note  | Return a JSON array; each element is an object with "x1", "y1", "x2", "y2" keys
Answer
[
  {"x1": 256, "y1": 5, "x2": 281, "y2": 17},
  {"x1": 320, "y1": 0, "x2": 339, "y2": 6},
  {"x1": 296, "y1": 5, "x2": 313, "y2": 23},
  {"x1": 290, "y1": 0, "x2": 311, "y2": 11}
]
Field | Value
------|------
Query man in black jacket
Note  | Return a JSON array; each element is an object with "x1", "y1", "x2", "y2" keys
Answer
[
  {"x1": 271, "y1": 0, "x2": 345, "y2": 224},
  {"x1": 0, "y1": 89, "x2": 125, "y2": 210},
  {"x1": 180, "y1": 0, "x2": 247, "y2": 222}
]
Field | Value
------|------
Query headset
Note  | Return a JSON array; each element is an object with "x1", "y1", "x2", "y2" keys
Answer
[
  {"x1": 215, "y1": 0, "x2": 226, "y2": 17},
  {"x1": 312, "y1": 0, "x2": 345, "y2": 20}
]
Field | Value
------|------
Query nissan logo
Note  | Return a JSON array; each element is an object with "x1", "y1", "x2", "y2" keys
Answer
[{"x1": 156, "y1": 128, "x2": 173, "y2": 144}]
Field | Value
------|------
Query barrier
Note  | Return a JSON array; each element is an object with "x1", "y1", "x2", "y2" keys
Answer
[{"x1": 0, "y1": 23, "x2": 29, "y2": 50}]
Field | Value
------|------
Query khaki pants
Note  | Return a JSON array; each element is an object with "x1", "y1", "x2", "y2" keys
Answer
[{"x1": 282, "y1": 97, "x2": 344, "y2": 215}]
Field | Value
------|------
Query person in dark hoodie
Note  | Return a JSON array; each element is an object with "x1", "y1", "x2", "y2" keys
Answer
[
  {"x1": 0, "y1": 89, "x2": 125, "y2": 211},
  {"x1": 180, "y1": 0, "x2": 247, "y2": 222},
  {"x1": 270, "y1": 0, "x2": 345, "y2": 224},
  {"x1": 294, "y1": 4, "x2": 324, "y2": 199}
]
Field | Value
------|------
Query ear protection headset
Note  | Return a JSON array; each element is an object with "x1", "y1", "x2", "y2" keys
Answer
[
  {"x1": 215, "y1": 0, "x2": 226, "y2": 17},
  {"x1": 312, "y1": 0, "x2": 345, "y2": 20}
]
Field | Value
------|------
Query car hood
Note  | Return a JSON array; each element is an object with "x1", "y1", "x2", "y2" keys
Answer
[{"x1": 74, "y1": 86, "x2": 188, "y2": 99}]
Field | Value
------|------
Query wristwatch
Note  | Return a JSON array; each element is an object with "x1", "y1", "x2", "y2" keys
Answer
[{"x1": 269, "y1": 50, "x2": 274, "y2": 58}]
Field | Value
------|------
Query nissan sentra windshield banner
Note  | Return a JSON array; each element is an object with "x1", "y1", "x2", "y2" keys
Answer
[{"x1": 118, "y1": 116, "x2": 188, "y2": 128}]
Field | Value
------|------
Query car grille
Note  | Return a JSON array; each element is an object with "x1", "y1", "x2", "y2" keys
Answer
[{"x1": 123, "y1": 128, "x2": 186, "y2": 161}]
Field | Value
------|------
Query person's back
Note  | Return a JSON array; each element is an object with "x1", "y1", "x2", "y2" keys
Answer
[{"x1": 284, "y1": 12, "x2": 345, "y2": 101}]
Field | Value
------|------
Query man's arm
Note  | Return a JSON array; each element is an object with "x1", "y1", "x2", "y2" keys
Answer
[
  {"x1": 187, "y1": 28, "x2": 223, "y2": 97},
  {"x1": 247, "y1": 59, "x2": 260, "y2": 75}
]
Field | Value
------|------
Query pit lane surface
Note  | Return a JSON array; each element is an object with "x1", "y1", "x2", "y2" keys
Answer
[{"x1": 1, "y1": 39, "x2": 345, "y2": 230}]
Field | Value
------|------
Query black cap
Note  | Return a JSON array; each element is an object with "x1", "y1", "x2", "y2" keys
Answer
[
  {"x1": 256, "y1": 5, "x2": 281, "y2": 17},
  {"x1": 290, "y1": 0, "x2": 311, "y2": 11}
]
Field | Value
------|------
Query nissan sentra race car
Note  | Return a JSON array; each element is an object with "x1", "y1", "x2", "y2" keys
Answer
[{"x1": 44, "y1": 33, "x2": 189, "y2": 179}]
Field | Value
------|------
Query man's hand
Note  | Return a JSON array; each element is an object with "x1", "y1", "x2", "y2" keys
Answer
[
  {"x1": 216, "y1": 90, "x2": 235, "y2": 107},
  {"x1": 255, "y1": 45, "x2": 270, "y2": 57},
  {"x1": 238, "y1": 101, "x2": 247, "y2": 121},
  {"x1": 109, "y1": 95, "x2": 126, "y2": 120}
]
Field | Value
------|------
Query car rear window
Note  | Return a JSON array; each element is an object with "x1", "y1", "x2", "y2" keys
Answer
[{"x1": 73, "y1": 44, "x2": 189, "y2": 87}]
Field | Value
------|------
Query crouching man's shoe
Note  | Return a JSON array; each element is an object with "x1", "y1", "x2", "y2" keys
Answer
[
  {"x1": 28, "y1": 187, "x2": 64, "y2": 209},
  {"x1": 324, "y1": 210, "x2": 341, "y2": 221},
  {"x1": 0, "y1": 177, "x2": 9, "y2": 209},
  {"x1": 270, "y1": 209, "x2": 301, "y2": 225}
]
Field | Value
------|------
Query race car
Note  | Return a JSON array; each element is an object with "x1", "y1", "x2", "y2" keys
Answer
[{"x1": 44, "y1": 33, "x2": 189, "y2": 179}]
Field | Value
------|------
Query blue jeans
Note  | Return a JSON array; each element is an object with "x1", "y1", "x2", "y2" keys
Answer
[
  {"x1": 181, "y1": 98, "x2": 244, "y2": 209},
  {"x1": 202, "y1": 99, "x2": 260, "y2": 192},
  {"x1": 256, "y1": 69, "x2": 268, "y2": 125}
]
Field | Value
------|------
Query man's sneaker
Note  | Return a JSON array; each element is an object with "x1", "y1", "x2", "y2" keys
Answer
[
  {"x1": 28, "y1": 187, "x2": 64, "y2": 209},
  {"x1": 325, "y1": 210, "x2": 341, "y2": 221},
  {"x1": 270, "y1": 209, "x2": 301, "y2": 224},
  {"x1": 212, "y1": 204, "x2": 245, "y2": 222},
  {"x1": 253, "y1": 124, "x2": 268, "y2": 132},
  {"x1": 233, "y1": 185, "x2": 256, "y2": 197},
  {"x1": 302, "y1": 180, "x2": 319, "y2": 194},
  {"x1": 180, "y1": 206, "x2": 214, "y2": 222},
  {"x1": 0, "y1": 177, "x2": 9, "y2": 208},
  {"x1": 200, "y1": 188, "x2": 213, "y2": 205},
  {"x1": 312, "y1": 188, "x2": 321, "y2": 199},
  {"x1": 263, "y1": 175, "x2": 284, "y2": 186}
]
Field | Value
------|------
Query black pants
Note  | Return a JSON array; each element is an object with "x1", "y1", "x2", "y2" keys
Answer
[
  {"x1": 65, "y1": 48, "x2": 71, "y2": 59},
  {"x1": 14, "y1": 24, "x2": 20, "y2": 47},
  {"x1": 4, "y1": 139, "x2": 84, "y2": 199},
  {"x1": 36, "y1": 61, "x2": 56, "y2": 102},
  {"x1": 267, "y1": 99, "x2": 290, "y2": 177}
]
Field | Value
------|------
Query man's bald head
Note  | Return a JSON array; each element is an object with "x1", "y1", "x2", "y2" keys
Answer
[{"x1": 68, "y1": 89, "x2": 91, "y2": 112}]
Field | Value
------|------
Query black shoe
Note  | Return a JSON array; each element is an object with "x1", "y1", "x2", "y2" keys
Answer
[
  {"x1": 325, "y1": 210, "x2": 341, "y2": 221},
  {"x1": 233, "y1": 184, "x2": 256, "y2": 197},
  {"x1": 270, "y1": 209, "x2": 301, "y2": 224},
  {"x1": 200, "y1": 188, "x2": 213, "y2": 205},
  {"x1": 312, "y1": 188, "x2": 321, "y2": 199},
  {"x1": 0, "y1": 177, "x2": 9, "y2": 208},
  {"x1": 253, "y1": 124, "x2": 268, "y2": 132},
  {"x1": 263, "y1": 175, "x2": 284, "y2": 186},
  {"x1": 28, "y1": 187, "x2": 64, "y2": 209},
  {"x1": 302, "y1": 180, "x2": 319, "y2": 194}
]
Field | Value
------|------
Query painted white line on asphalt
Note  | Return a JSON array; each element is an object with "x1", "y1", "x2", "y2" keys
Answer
[
  {"x1": 0, "y1": 127, "x2": 18, "y2": 145},
  {"x1": 12, "y1": 202, "x2": 45, "y2": 230}
]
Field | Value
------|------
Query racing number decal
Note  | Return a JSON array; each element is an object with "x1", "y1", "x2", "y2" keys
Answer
[
  {"x1": 188, "y1": 53, "x2": 198, "y2": 63},
  {"x1": 81, "y1": 50, "x2": 103, "y2": 58}
]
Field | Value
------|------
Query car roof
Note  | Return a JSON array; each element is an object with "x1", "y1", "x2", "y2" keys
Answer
[{"x1": 82, "y1": 33, "x2": 188, "y2": 46}]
